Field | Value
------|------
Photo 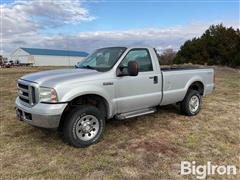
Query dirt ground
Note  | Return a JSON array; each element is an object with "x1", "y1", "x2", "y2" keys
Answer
[{"x1": 0, "y1": 66, "x2": 239, "y2": 179}]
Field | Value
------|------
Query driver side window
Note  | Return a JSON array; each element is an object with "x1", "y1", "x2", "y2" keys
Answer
[{"x1": 120, "y1": 49, "x2": 153, "y2": 72}]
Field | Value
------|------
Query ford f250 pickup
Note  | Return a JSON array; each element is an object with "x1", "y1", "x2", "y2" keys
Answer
[{"x1": 16, "y1": 47, "x2": 214, "y2": 147}]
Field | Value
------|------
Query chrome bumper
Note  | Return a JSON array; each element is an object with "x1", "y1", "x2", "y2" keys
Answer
[{"x1": 15, "y1": 97, "x2": 67, "y2": 129}]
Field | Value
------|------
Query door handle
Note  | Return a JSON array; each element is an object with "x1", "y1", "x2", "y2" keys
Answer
[{"x1": 149, "y1": 76, "x2": 158, "y2": 84}]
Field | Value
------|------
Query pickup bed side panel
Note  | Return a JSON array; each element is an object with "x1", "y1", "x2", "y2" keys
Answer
[{"x1": 160, "y1": 69, "x2": 214, "y2": 105}]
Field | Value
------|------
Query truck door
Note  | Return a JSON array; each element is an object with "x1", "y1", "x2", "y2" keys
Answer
[{"x1": 116, "y1": 48, "x2": 162, "y2": 113}]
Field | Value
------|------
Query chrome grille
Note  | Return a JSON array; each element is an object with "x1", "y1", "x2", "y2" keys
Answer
[{"x1": 17, "y1": 81, "x2": 37, "y2": 106}]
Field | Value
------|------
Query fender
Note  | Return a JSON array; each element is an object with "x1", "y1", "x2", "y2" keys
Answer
[
  {"x1": 60, "y1": 84, "x2": 115, "y2": 118},
  {"x1": 183, "y1": 75, "x2": 204, "y2": 98}
]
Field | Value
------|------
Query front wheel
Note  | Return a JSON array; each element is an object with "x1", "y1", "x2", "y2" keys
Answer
[
  {"x1": 63, "y1": 105, "x2": 105, "y2": 147},
  {"x1": 180, "y1": 90, "x2": 202, "y2": 116}
]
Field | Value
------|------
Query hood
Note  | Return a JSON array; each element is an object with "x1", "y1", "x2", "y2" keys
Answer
[{"x1": 21, "y1": 68, "x2": 101, "y2": 86}]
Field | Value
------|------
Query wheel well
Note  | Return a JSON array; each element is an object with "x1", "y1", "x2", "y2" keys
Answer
[
  {"x1": 58, "y1": 94, "x2": 108, "y2": 131},
  {"x1": 188, "y1": 81, "x2": 204, "y2": 95}
]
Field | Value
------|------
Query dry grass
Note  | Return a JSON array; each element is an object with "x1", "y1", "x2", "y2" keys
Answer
[{"x1": 0, "y1": 66, "x2": 239, "y2": 179}]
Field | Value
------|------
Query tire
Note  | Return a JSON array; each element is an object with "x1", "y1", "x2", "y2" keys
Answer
[
  {"x1": 180, "y1": 90, "x2": 202, "y2": 116},
  {"x1": 63, "y1": 105, "x2": 105, "y2": 147}
]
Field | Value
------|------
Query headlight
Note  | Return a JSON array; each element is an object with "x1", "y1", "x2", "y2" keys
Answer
[{"x1": 39, "y1": 87, "x2": 58, "y2": 103}]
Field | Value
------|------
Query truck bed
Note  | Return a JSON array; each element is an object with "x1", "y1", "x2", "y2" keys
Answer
[{"x1": 160, "y1": 67, "x2": 214, "y2": 106}]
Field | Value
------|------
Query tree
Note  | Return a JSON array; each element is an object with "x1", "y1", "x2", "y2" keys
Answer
[
  {"x1": 158, "y1": 48, "x2": 176, "y2": 65},
  {"x1": 174, "y1": 24, "x2": 240, "y2": 67}
]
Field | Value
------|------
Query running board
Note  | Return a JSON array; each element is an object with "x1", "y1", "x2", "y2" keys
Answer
[{"x1": 115, "y1": 107, "x2": 156, "y2": 120}]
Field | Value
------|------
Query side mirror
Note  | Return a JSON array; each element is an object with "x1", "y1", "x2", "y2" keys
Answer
[{"x1": 128, "y1": 61, "x2": 139, "y2": 76}]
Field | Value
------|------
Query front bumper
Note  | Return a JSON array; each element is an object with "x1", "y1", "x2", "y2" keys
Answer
[{"x1": 15, "y1": 97, "x2": 68, "y2": 129}]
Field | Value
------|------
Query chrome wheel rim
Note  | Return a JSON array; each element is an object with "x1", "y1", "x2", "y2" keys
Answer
[
  {"x1": 75, "y1": 115, "x2": 100, "y2": 141},
  {"x1": 189, "y1": 95, "x2": 200, "y2": 113}
]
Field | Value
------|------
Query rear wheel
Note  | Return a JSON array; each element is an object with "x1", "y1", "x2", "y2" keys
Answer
[
  {"x1": 63, "y1": 105, "x2": 105, "y2": 147},
  {"x1": 180, "y1": 90, "x2": 201, "y2": 116}
]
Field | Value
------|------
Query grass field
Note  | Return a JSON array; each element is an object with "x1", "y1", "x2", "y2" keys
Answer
[{"x1": 0, "y1": 66, "x2": 239, "y2": 179}]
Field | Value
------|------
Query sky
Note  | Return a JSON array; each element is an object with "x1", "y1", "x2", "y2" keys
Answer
[{"x1": 1, "y1": 0, "x2": 240, "y2": 56}]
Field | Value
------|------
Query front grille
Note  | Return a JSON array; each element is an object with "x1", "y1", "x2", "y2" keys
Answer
[
  {"x1": 17, "y1": 81, "x2": 37, "y2": 106},
  {"x1": 19, "y1": 97, "x2": 30, "y2": 104},
  {"x1": 18, "y1": 83, "x2": 28, "y2": 89}
]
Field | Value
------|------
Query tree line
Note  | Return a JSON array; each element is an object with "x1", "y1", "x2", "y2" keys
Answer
[{"x1": 158, "y1": 24, "x2": 240, "y2": 67}]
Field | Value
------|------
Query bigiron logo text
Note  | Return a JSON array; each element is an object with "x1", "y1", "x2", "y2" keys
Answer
[{"x1": 180, "y1": 161, "x2": 237, "y2": 179}]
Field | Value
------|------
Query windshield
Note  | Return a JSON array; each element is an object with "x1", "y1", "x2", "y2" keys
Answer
[{"x1": 76, "y1": 47, "x2": 127, "y2": 72}]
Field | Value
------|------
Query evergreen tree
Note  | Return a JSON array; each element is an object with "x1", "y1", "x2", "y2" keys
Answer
[{"x1": 174, "y1": 24, "x2": 240, "y2": 67}]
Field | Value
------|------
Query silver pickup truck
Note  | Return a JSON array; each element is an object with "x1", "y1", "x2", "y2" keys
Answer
[{"x1": 16, "y1": 47, "x2": 214, "y2": 147}]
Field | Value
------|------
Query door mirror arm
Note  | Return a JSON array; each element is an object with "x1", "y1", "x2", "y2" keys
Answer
[
  {"x1": 116, "y1": 67, "x2": 128, "y2": 77},
  {"x1": 116, "y1": 61, "x2": 139, "y2": 77}
]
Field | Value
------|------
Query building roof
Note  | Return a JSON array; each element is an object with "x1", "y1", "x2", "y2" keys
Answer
[{"x1": 21, "y1": 48, "x2": 88, "y2": 57}]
